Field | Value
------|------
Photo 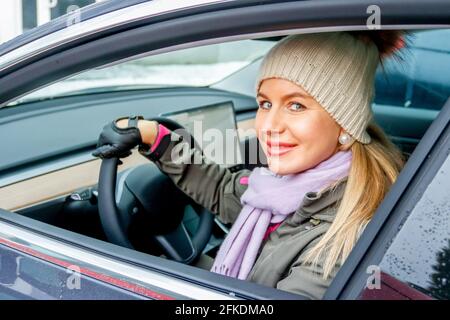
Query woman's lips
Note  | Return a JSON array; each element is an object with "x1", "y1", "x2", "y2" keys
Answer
[{"x1": 265, "y1": 140, "x2": 298, "y2": 157}]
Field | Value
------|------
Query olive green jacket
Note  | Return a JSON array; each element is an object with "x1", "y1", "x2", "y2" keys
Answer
[{"x1": 142, "y1": 128, "x2": 345, "y2": 300}]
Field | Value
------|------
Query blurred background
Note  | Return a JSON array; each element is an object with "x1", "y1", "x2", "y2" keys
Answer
[{"x1": 0, "y1": 0, "x2": 105, "y2": 45}]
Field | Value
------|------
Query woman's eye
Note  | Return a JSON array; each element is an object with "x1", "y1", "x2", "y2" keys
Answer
[
  {"x1": 259, "y1": 101, "x2": 271, "y2": 110},
  {"x1": 288, "y1": 102, "x2": 305, "y2": 112}
]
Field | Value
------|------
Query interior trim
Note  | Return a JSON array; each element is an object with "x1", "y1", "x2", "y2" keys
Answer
[
  {"x1": 0, "y1": 151, "x2": 148, "y2": 211},
  {"x1": 0, "y1": 118, "x2": 256, "y2": 211}
]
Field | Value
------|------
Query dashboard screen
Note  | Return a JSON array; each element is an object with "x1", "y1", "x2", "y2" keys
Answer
[{"x1": 161, "y1": 101, "x2": 243, "y2": 167}]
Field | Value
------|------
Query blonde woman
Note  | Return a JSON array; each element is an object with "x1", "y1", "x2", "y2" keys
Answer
[{"x1": 93, "y1": 31, "x2": 406, "y2": 299}]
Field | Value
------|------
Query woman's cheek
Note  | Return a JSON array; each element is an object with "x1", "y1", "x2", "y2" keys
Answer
[
  {"x1": 288, "y1": 120, "x2": 315, "y2": 145},
  {"x1": 289, "y1": 118, "x2": 332, "y2": 156}
]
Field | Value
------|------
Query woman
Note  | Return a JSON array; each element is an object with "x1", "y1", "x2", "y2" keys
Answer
[{"x1": 93, "y1": 31, "x2": 406, "y2": 299}]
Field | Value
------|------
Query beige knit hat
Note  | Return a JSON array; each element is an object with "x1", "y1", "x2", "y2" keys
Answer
[{"x1": 255, "y1": 31, "x2": 381, "y2": 144}]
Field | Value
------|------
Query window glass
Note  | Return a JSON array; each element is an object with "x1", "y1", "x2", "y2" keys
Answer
[
  {"x1": 50, "y1": 0, "x2": 95, "y2": 20},
  {"x1": 22, "y1": 0, "x2": 37, "y2": 32},
  {"x1": 374, "y1": 29, "x2": 450, "y2": 111},
  {"x1": 377, "y1": 152, "x2": 450, "y2": 299},
  {"x1": 10, "y1": 39, "x2": 276, "y2": 105}
]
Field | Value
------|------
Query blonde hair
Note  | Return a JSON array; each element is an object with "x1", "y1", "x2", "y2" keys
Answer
[{"x1": 304, "y1": 122, "x2": 405, "y2": 279}]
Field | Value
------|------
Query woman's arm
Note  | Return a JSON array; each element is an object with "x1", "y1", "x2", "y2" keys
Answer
[{"x1": 117, "y1": 119, "x2": 250, "y2": 224}]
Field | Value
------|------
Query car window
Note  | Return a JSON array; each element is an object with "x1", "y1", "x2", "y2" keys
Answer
[
  {"x1": 375, "y1": 152, "x2": 450, "y2": 300},
  {"x1": 374, "y1": 29, "x2": 450, "y2": 111},
  {"x1": 9, "y1": 39, "x2": 276, "y2": 105}
]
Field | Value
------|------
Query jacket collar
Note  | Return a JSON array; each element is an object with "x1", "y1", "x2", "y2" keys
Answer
[{"x1": 288, "y1": 178, "x2": 347, "y2": 225}]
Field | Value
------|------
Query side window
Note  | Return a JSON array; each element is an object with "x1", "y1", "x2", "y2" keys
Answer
[
  {"x1": 372, "y1": 29, "x2": 450, "y2": 158},
  {"x1": 50, "y1": 0, "x2": 95, "y2": 20},
  {"x1": 10, "y1": 39, "x2": 275, "y2": 105},
  {"x1": 374, "y1": 29, "x2": 450, "y2": 111},
  {"x1": 375, "y1": 152, "x2": 450, "y2": 300}
]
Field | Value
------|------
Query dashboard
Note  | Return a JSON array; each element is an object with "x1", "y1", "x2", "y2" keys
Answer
[
  {"x1": 0, "y1": 87, "x2": 258, "y2": 211},
  {"x1": 162, "y1": 101, "x2": 243, "y2": 167},
  {"x1": 0, "y1": 87, "x2": 257, "y2": 186}
]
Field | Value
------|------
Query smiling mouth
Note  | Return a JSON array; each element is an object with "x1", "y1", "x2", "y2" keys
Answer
[{"x1": 266, "y1": 144, "x2": 298, "y2": 157}]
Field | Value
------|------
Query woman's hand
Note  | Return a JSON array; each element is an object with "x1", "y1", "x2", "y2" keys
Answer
[
  {"x1": 92, "y1": 116, "x2": 158, "y2": 159},
  {"x1": 116, "y1": 118, "x2": 158, "y2": 145}
]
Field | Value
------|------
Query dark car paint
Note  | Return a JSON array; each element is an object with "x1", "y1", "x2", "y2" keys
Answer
[
  {"x1": 0, "y1": 242, "x2": 150, "y2": 300},
  {"x1": 359, "y1": 272, "x2": 433, "y2": 300}
]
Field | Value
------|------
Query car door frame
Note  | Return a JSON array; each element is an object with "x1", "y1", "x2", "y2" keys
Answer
[{"x1": 1, "y1": 0, "x2": 450, "y2": 300}]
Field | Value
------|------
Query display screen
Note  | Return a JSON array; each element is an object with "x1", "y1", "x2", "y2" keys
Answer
[{"x1": 161, "y1": 101, "x2": 243, "y2": 167}]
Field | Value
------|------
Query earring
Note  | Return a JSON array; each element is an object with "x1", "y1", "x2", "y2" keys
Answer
[{"x1": 339, "y1": 133, "x2": 352, "y2": 145}]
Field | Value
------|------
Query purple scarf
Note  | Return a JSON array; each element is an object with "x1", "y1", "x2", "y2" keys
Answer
[{"x1": 210, "y1": 150, "x2": 352, "y2": 280}]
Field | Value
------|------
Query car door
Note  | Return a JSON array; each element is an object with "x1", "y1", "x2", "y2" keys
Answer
[
  {"x1": 0, "y1": 240, "x2": 148, "y2": 300},
  {"x1": 0, "y1": 208, "x2": 245, "y2": 299}
]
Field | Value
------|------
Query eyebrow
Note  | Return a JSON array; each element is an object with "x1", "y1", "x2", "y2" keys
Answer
[{"x1": 257, "y1": 92, "x2": 308, "y2": 100}]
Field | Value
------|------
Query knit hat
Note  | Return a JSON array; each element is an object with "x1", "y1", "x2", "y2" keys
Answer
[{"x1": 255, "y1": 31, "x2": 382, "y2": 144}]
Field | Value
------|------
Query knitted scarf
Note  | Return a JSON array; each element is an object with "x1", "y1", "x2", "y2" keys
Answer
[{"x1": 210, "y1": 150, "x2": 352, "y2": 280}]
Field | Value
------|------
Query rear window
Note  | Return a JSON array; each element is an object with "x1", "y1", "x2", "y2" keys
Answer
[{"x1": 374, "y1": 29, "x2": 450, "y2": 111}]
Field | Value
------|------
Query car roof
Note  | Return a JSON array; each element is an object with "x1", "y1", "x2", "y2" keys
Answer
[
  {"x1": 0, "y1": 0, "x2": 148, "y2": 57},
  {"x1": 0, "y1": 0, "x2": 237, "y2": 73}
]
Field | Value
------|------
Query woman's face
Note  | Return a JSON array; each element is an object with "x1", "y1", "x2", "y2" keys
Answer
[{"x1": 255, "y1": 78, "x2": 343, "y2": 175}]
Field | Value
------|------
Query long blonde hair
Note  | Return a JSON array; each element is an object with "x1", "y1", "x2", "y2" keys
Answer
[{"x1": 304, "y1": 123, "x2": 405, "y2": 279}]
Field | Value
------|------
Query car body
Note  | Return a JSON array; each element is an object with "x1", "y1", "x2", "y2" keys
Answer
[{"x1": 0, "y1": 0, "x2": 449, "y2": 300}]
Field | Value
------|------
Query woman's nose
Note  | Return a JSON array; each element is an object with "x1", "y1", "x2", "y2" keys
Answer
[{"x1": 260, "y1": 107, "x2": 285, "y2": 135}]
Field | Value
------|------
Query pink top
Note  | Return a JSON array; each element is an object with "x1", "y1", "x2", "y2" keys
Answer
[{"x1": 263, "y1": 222, "x2": 282, "y2": 241}]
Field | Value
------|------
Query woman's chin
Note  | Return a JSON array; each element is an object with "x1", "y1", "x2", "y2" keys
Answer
[
  {"x1": 266, "y1": 152, "x2": 309, "y2": 175},
  {"x1": 267, "y1": 158, "x2": 296, "y2": 175}
]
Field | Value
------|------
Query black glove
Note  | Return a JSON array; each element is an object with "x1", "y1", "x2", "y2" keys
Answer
[{"x1": 92, "y1": 115, "x2": 143, "y2": 159}]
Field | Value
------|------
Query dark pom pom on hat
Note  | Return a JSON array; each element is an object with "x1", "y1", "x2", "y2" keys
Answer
[{"x1": 346, "y1": 30, "x2": 411, "y2": 60}]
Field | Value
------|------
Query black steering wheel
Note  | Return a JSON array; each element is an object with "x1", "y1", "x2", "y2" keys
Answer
[{"x1": 97, "y1": 117, "x2": 215, "y2": 265}]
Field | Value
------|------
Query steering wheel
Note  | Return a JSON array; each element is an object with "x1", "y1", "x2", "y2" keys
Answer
[{"x1": 97, "y1": 117, "x2": 215, "y2": 265}]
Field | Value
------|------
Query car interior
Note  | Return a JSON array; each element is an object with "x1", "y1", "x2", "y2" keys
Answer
[{"x1": 0, "y1": 28, "x2": 449, "y2": 277}]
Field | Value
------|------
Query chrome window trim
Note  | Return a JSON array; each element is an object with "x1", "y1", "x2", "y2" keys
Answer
[
  {"x1": 0, "y1": 220, "x2": 236, "y2": 300},
  {"x1": 0, "y1": 0, "x2": 234, "y2": 73},
  {"x1": 1, "y1": 24, "x2": 449, "y2": 188},
  {"x1": 97, "y1": 24, "x2": 450, "y2": 69}
]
